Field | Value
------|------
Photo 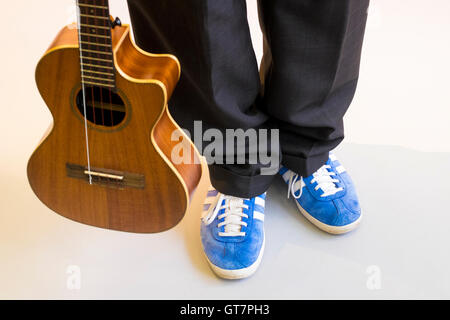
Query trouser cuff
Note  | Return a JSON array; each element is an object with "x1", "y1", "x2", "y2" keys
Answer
[
  {"x1": 282, "y1": 152, "x2": 329, "y2": 177},
  {"x1": 208, "y1": 164, "x2": 276, "y2": 198}
]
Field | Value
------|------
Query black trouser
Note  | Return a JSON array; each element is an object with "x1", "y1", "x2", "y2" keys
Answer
[{"x1": 127, "y1": 0, "x2": 370, "y2": 198}]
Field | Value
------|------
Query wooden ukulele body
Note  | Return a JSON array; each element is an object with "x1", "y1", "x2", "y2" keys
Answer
[{"x1": 28, "y1": 24, "x2": 202, "y2": 233}]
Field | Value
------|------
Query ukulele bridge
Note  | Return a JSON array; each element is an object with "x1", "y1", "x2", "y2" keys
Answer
[
  {"x1": 84, "y1": 170, "x2": 124, "y2": 181},
  {"x1": 66, "y1": 163, "x2": 145, "y2": 189}
]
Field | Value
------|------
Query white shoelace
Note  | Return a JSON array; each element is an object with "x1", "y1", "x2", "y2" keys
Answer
[
  {"x1": 203, "y1": 194, "x2": 249, "y2": 237},
  {"x1": 288, "y1": 164, "x2": 343, "y2": 199}
]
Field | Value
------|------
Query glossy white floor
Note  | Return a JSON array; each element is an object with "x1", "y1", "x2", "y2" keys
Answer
[{"x1": 1, "y1": 1, "x2": 449, "y2": 299}]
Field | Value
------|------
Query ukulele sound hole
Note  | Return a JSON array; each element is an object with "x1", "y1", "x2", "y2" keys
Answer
[{"x1": 76, "y1": 86, "x2": 126, "y2": 127}]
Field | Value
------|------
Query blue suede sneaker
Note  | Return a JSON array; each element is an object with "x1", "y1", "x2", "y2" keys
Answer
[
  {"x1": 279, "y1": 153, "x2": 362, "y2": 234},
  {"x1": 201, "y1": 187, "x2": 266, "y2": 279}
]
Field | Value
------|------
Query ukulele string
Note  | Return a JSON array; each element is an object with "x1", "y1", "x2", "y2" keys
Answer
[
  {"x1": 91, "y1": 86, "x2": 96, "y2": 124},
  {"x1": 88, "y1": 19, "x2": 96, "y2": 126},
  {"x1": 96, "y1": 5, "x2": 105, "y2": 126},
  {"x1": 109, "y1": 88, "x2": 113, "y2": 126},
  {"x1": 100, "y1": 81, "x2": 105, "y2": 125},
  {"x1": 76, "y1": 0, "x2": 93, "y2": 184},
  {"x1": 105, "y1": 0, "x2": 114, "y2": 125}
]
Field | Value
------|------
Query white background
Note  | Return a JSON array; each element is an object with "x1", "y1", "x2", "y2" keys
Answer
[{"x1": 1, "y1": 0, "x2": 449, "y2": 299}]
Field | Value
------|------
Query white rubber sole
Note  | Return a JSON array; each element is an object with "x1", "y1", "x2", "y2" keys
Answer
[
  {"x1": 295, "y1": 201, "x2": 362, "y2": 235},
  {"x1": 203, "y1": 233, "x2": 266, "y2": 280}
]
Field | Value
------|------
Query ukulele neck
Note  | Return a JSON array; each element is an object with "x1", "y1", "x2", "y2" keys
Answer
[{"x1": 77, "y1": 0, "x2": 116, "y2": 90}]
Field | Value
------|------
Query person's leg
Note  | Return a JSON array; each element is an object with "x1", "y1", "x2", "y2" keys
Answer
[
  {"x1": 258, "y1": 0, "x2": 370, "y2": 234},
  {"x1": 127, "y1": 0, "x2": 276, "y2": 198},
  {"x1": 258, "y1": 0, "x2": 370, "y2": 177}
]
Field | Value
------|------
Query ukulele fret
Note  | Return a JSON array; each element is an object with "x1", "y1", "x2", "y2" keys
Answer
[
  {"x1": 78, "y1": 3, "x2": 108, "y2": 10},
  {"x1": 80, "y1": 14, "x2": 109, "y2": 20},
  {"x1": 82, "y1": 80, "x2": 115, "y2": 88},
  {"x1": 81, "y1": 48, "x2": 112, "y2": 55},
  {"x1": 83, "y1": 75, "x2": 115, "y2": 82},
  {"x1": 79, "y1": 32, "x2": 110, "y2": 39},
  {"x1": 81, "y1": 62, "x2": 113, "y2": 70},
  {"x1": 80, "y1": 24, "x2": 110, "y2": 30},
  {"x1": 80, "y1": 55, "x2": 112, "y2": 63},
  {"x1": 80, "y1": 41, "x2": 111, "y2": 48},
  {"x1": 82, "y1": 69, "x2": 114, "y2": 76}
]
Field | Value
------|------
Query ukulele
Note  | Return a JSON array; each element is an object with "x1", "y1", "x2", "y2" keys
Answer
[{"x1": 27, "y1": 0, "x2": 202, "y2": 233}]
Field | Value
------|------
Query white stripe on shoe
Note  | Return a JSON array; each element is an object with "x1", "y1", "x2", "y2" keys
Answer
[
  {"x1": 254, "y1": 196, "x2": 265, "y2": 207},
  {"x1": 336, "y1": 165, "x2": 346, "y2": 174},
  {"x1": 329, "y1": 153, "x2": 338, "y2": 161},
  {"x1": 282, "y1": 170, "x2": 291, "y2": 182},
  {"x1": 291, "y1": 178, "x2": 306, "y2": 194},
  {"x1": 202, "y1": 186, "x2": 221, "y2": 217},
  {"x1": 253, "y1": 211, "x2": 264, "y2": 222}
]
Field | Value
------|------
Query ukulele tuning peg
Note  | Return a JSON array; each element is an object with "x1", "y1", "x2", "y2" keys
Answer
[{"x1": 111, "y1": 17, "x2": 122, "y2": 29}]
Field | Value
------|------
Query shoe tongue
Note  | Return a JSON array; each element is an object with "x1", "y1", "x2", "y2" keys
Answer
[
  {"x1": 223, "y1": 198, "x2": 245, "y2": 234},
  {"x1": 313, "y1": 166, "x2": 337, "y2": 193},
  {"x1": 228, "y1": 198, "x2": 244, "y2": 212}
]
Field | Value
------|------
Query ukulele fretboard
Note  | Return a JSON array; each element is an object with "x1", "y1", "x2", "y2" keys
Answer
[{"x1": 77, "y1": 0, "x2": 116, "y2": 89}]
